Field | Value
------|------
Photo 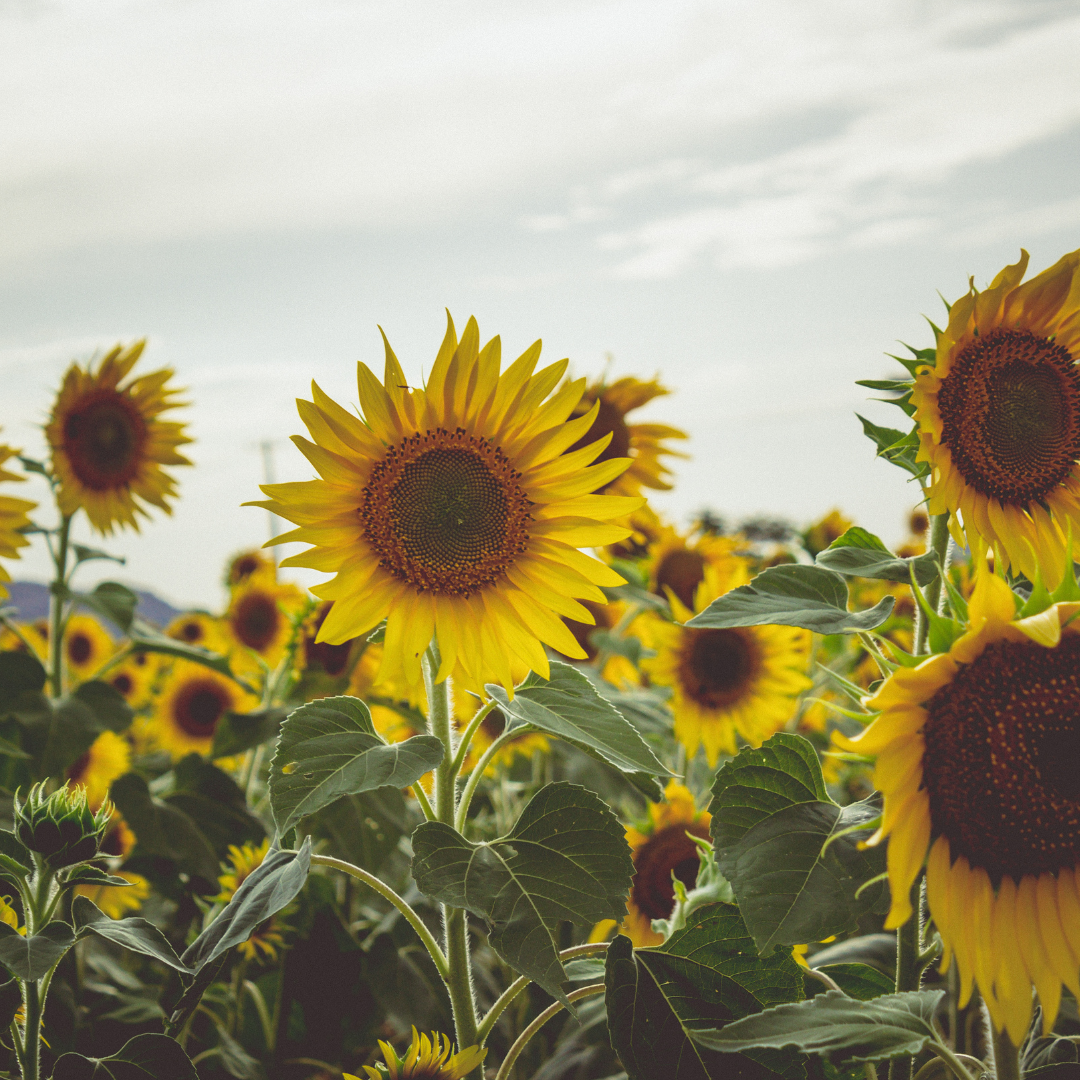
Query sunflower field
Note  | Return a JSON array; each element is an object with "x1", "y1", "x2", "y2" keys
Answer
[{"x1": 0, "y1": 248, "x2": 1078, "y2": 1080}]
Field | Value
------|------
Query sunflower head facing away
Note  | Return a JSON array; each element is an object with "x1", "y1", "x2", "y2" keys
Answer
[
  {"x1": 251, "y1": 314, "x2": 642, "y2": 693},
  {"x1": 911, "y1": 249, "x2": 1080, "y2": 587},
  {"x1": 0, "y1": 441, "x2": 35, "y2": 598},
  {"x1": 152, "y1": 659, "x2": 256, "y2": 758},
  {"x1": 349, "y1": 1028, "x2": 486, "y2": 1080},
  {"x1": 837, "y1": 562, "x2": 1080, "y2": 1044},
  {"x1": 46, "y1": 341, "x2": 191, "y2": 535}
]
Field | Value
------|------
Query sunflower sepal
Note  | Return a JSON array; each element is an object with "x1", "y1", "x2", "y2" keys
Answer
[
  {"x1": 649, "y1": 837, "x2": 734, "y2": 942},
  {"x1": 908, "y1": 566, "x2": 964, "y2": 655},
  {"x1": 856, "y1": 415, "x2": 929, "y2": 479}
]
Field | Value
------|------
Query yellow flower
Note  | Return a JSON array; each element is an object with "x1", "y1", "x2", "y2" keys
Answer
[
  {"x1": 151, "y1": 660, "x2": 256, "y2": 758},
  {"x1": 66, "y1": 730, "x2": 130, "y2": 810},
  {"x1": 76, "y1": 872, "x2": 151, "y2": 919},
  {"x1": 45, "y1": 341, "x2": 191, "y2": 535},
  {"x1": 216, "y1": 840, "x2": 287, "y2": 960},
  {"x1": 0, "y1": 896, "x2": 25, "y2": 936},
  {"x1": 166, "y1": 611, "x2": 231, "y2": 655},
  {"x1": 350, "y1": 1028, "x2": 486, "y2": 1080},
  {"x1": 911, "y1": 249, "x2": 1080, "y2": 588},
  {"x1": 251, "y1": 313, "x2": 639, "y2": 694},
  {"x1": 105, "y1": 652, "x2": 156, "y2": 708},
  {"x1": 803, "y1": 509, "x2": 853, "y2": 557},
  {"x1": 0, "y1": 441, "x2": 35, "y2": 599},
  {"x1": 647, "y1": 524, "x2": 746, "y2": 611},
  {"x1": 556, "y1": 597, "x2": 640, "y2": 688},
  {"x1": 225, "y1": 549, "x2": 277, "y2": 589},
  {"x1": 564, "y1": 375, "x2": 687, "y2": 496},
  {"x1": 835, "y1": 565, "x2": 1080, "y2": 1045},
  {"x1": 226, "y1": 580, "x2": 307, "y2": 670},
  {"x1": 643, "y1": 564, "x2": 812, "y2": 766},
  {"x1": 63, "y1": 614, "x2": 116, "y2": 681}
]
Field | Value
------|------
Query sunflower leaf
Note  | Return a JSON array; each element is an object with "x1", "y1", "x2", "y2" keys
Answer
[
  {"x1": 687, "y1": 564, "x2": 894, "y2": 635},
  {"x1": 211, "y1": 707, "x2": 285, "y2": 759},
  {"x1": 52, "y1": 1033, "x2": 200, "y2": 1080},
  {"x1": 710, "y1": 733, "x2": 887, "y2": 954},
  {"x1": 268, "y1": 695, "x2": 444, "y2": 835},
  {"x1": 411, "y1": 781, "x2": 633, "y2": 1006},
  {"x1": 687, "y1": 988, "x2": 946, "y2": 1063},
  {"x1": 856, "y1": 415, "x2": 929, "y2": 478},
  {"x1": 127, "y1": 622, "x2": 236, "y2": 678},
  {"x1": 72, "y1": 896, "x2": 191, "y2": 972},
  {"x1": 0, "y1": 920, "x2": 75, "y2": 980},
  {"x1": 605, "y1": 904, "x2": 807, "y2": 1080},
  {"x1": 71, "y1": 581, "x2": 139, "y2": 634},
  {"x1": 809, "y1": 963, "x2": 896, "y2": 1000},
  {"x1": 486, "y1": 661, "x2": 669, "y2": 777},
  {"x1": 816, "y1": 527, "x2": 939, "y2": 586}
]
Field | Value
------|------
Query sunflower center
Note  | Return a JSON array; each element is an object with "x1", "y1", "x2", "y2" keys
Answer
[
  {"x1": 921, "y1": 634, "x2": 1080, "y2": 882},
  {"x1": 67, "y1": 633, "x2": 93, "y2": 666},
  {"x1": 110, "y1": 672, "x2": 134, "y2": 697},
  {"x1": 62, "y1": 389, "x2": 148, "y2": 491},
  {"x1": 655, "y1": 549, "x2": 706, "y2": 609},
  {"x1": 232, "y1": 593, "x2": 280, "y2": 652},
  {"x1": 178, "y1": 620, "x2": 203, "y2": 643},
  {"x1": 173, "y1": 680, "x2": 230, "y2": 739},
  {"x1": 360, "y1": 429, "x2": 533, "y2": 596},
  {"x1": 678, "y1": 628, "x2": 760, "y2": 710},
  {"x1": 937, "y1": 328, "x2": 1080, "y2": 504},
  {"x1": 631, "y1": 821, "x2": 712, "y2": 920}
]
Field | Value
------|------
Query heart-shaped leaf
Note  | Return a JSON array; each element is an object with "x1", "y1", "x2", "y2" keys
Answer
[
  {"x1": 0, "y1": 921, "x2": 75, "y2": 980},
  {"x1": 51, "y1": 1033, "x2": 200, "y2": 1079}
]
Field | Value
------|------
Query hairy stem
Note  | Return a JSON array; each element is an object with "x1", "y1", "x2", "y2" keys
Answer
[
  {"x1": 455, "y1": 730, "x2": 517, "y2": 832},
  {"x1": 913, "y1": 513, "x2": 951, "y2": 655},
  {"x1": 990, "y1": 1026, "x2": 1020, "y2": 1080},
  {"x1": 47, "y1": 514, "x2": 72, "y2": 698},
  {"x1": 889, "y1": 879, "x2": 923, "y2": 1080},
  {"x1": 449, "y1": 698, "x2": 498, "y2": 778}
]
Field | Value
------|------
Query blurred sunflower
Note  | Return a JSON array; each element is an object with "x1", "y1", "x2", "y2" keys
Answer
[
  {"x1": 802, "y1": 509, "x2": 853, "y2": 558},
  {"x1": 912, "y1": 249, "x2": 1080, "y2": 587},
  {"x1": 64, "y1": 614, "x2": 116, "y2": 681},
  {"x1": 349, "y1": 1028, "x2": 486, "y2": 1080},
  {"x1": 557, "y1": 597, "x2": 641, "y2": 688},
  {"x1": 250, "y1": 314, "x2": 639, "y2": 694},
  {"x1": 152, "y1": 660, "x2": 256, "y2": 758},
  {"x1": 563, "y1": 376, "x2": 687, "y2": 497},
  {"x1": 648, "y1": 525, "x2": 745, "y2": 611},
  {"x1": 166, "y1": 611, "x2": 231, "y2": 654},
  {"x1": 0, "y1": 896, "x2": 24, "y2": 935},
  {"x1": 225, "y1": 548, "x2": 276, "y2": 589},
  {"x1": 226, "y1": 579, "x2": 306, "y2": 670},
  {"x1": 300, "y1": 600, "x2": 361, "y2": 678},
  {"x1": 106, "y1": 654, "x2": 155, "y2": 708},
  {"x1": 591, "y1": 781, "x2": 711, "y2": 947},
  {"x1": 76, "y1": 872, "x2": 150, "y2": 920},
  {"x1": 836, "y1": 566, "x2": 1080, "y2": 1045},
  {"x1": 455, "y1": 690, "x2": 548, "y2": 774},
  {"x1": 0, "y1": 441, "x2": 34, "y2": 598},
  {"x1": 348, "y1": 643, "x2": 422, "y2": 709},
  {"x1": 216, "y1": 840, "x2": 286, "y2": 960},
  {"x1": 45, "y1": 341, "x2": 191, "y2": 535},
  {"x1": 66, "y1": 730, "x2": 130, "y2": 809},
  {"x1": 643, "y1": 565, "x2": 812, "y2": 765}
]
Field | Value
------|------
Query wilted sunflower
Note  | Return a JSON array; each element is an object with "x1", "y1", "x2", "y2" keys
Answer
[
  {"x1": 166, "y1": 611, "x2": 231, "y2": 655},
  {"x1": 836, "y1": 566, "x2": 1080, "y2": 1045},
  {"x1": 912, "y1": 249, "x2": 1080, "y2": 587},
  {"x1": 349, "y1": 1028, "x2": 486, "y2": 1080},
  {"x1": 225, "y1": 548, "x2": 276, "y2": 589},
  {"x1": 226, "y1": 580, "x2": 306, "y2": 670},
  {"x1": 152, "y1": 660, "x2": 256, "y2": 757},
  {"x1": 64, "y1": 614, "x2": 116, "y2": 680},
  {"x1": 564, "y1": 375, "x2": 687, "y2": 497},
  {"x1": 0, "y1": 441, "x2": 34, "y2": 598},
  {"x1": 46, "y1": 341, "x2": 191, "y2": 535},
  {"x1": 251, "y1": 314, "x2": 639, "y2": 693},
  {"x1": 66, "y1": 731, "x2": 130, "y2": 809}
]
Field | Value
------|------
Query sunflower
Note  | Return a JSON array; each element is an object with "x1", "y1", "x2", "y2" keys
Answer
[
  {"x1": 66, "y1": 731, "x2": 130, "y2": 809},
  {"x1": 64, "y1": 614, "x2": 116, "y2": 681},
  {"x1": 348, "y1": 643, "x2": 423, "y2": 709},
  {"x1": 0, "y1": 441, "x2": 35, "y2": 598},
  {"x1": 564, "y1": 375, "x2": 687, "y2": 497},
  {"x1": 647, "y1": 525, "x2": 746, "y2": 611},
  {"x1": 349, "y1": 1028, "x2": 486, "y2": 1080},
  {"x1": 556, "y1": 597, "x2": 640, "y2": 689},
  {"x1": 835, "y1": 565, "x2": 1080, "y2": 1044},
  {"x1": 45, "y1": 341, "x2": 191, "y2": 535},
  {"x1": 76, "y1": 872, "x2": 151, "y2": 919},
  {"x1": 911, "y1": 249, "x2": 1080, "y2": 588},
  {"x1": 0, "y1": 896, "x2": 24, "y2": 935},
  {"x1": 301, "y1": 600, "x2": 361, "y2": 678},
  {"x1": 106, "y1": 654, "x2": 155, "y2": 708},
  {"x1": 152, "y1": 659, "x2": 256, "y2": 758},
  {"x1": 226, "y1": 579, "x2": 307, "y2": 670},
  {"x1": 166, "y1": 611, "x2": 231, "y2": 655},
  {"x1": 216, "y1": 840, "x2": 286, "y2": 960},
  {"x1": 592, "y1": 781, "x2": 711, "y2": 947},
  {"x1": 225, "y1": 549, "x2": 277, "y2": 589},
  {"x1": 250, "y1": 314, "x2": 639, "y2": 694},
  {"x1": 802, "y1": 508, "x2": 853, "y2": 558},
  {"x1": 643, "y1": 565, "x2": 812, "y2": 766}
]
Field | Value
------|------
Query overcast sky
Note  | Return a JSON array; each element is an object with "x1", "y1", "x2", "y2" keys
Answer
[{"x1": 2, "y1": 0, "x2": 1079, "y2": 609}]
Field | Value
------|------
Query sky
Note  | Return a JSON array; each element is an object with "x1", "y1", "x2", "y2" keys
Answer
[{"x1": 2, "y1": 0, "x2": 1079, "y2": 610}]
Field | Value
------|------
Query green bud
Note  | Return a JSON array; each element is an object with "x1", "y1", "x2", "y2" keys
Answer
[{"x1": 13, "y1": 783, "x2": 111, "y2": 870}]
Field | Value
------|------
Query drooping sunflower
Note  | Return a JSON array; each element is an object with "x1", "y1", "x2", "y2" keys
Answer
[
  {"x1": 250, "y1": 314, "x2": 640, "y2": 693},
  {"x1": 564, "y1": 375, "x2": 687, "y2": 497},
  {"x1": 643, "y1": 565, "x2": 812, "y2": 766},
  {"x1": 152, "y1": 660, "x2": 256, "y2": 758},
  {"x1": 226, "y1": 580, "x2": 307, "y2": 671},
  {"x1": 836, "y1": 565, "x2": 1080, "y2": 1045},
  {"x1": 225, "y1": 548, "x2": 277, "y2": 589},
  {"x1": 911, "y1": 249, "x2": 1080, "y2": 587},
  {"x1": 0, "y1": 441, "x2": 35, "y2": 598},
  {"x1": 64, "y1": 614, "x2": 116, "y2": 681},
  {"x1": 348, "y1": 1028, "x2": 486, "y2": 1080},
  {"x1": 45, "y1": 341, "x2": 191, "y2": 535},
  {"x1": 66, "y1": 731, "x2": 130, "y2": 809},
  {"x1": 166, "y1": 611, "x2": 231, "y2": 655}
]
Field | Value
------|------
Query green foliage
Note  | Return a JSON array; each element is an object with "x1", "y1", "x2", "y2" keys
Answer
[
  {"x1": 605, "y1": 904, "x2": 807, "y2": 1080},
  {"x1": 68, "y1": 581, "x2": 139, "y2": 634},
  {"x1": 211, "y1": 707, "x2": 285, "y2": 759},
  {"x1": 412, "y1": 782, "x2": 633, "y2": 1004},
  {"x1": 71, "y1": 896, "x2": 190, "y2": 973},
  {"x1": 167, "y1": 755, "x2": 265, "y2": 859},
  {"x1": 268, "y1": 695, "x2": 443, "y2": 835},
  {"x1": 811, "y1": 964, "x2": 894, "y2": 1000},
  {"x1": 856, "y1": 415, "x2": 929, "y2": 478},
  {"x1": 0, "y1": 922, "x2": 75, "y2": 980},
  {"x1": 687, "y1": 564, "x2": 894, "y2": 635},
  {"x1": 51, "y1": 1033, "x2": 200, "y2": 1079},
  {"x1": 815, "y1": 527, "x2": 938, "y2": 585},
  {"x1": 13, "y1": 782, "x2": 110, "y2": 869}
]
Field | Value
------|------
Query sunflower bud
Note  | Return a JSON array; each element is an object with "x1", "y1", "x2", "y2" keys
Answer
[{"x1": 13, "y1": 783, "x2": 111, "y2": 869}]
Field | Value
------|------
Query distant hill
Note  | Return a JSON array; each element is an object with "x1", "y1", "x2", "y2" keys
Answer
[{"x1": 4, "y1": 580, "x2": 181, "y2": 632}]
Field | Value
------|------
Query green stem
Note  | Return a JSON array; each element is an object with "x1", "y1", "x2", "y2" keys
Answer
[
  {"x1": 889, "y1": 879, "x2": 923, "y2": 1080},
  {"x1": 449, "y1": 698, "x2": 498, "y2": 778},
  {"x1": 47, "y1": 514, "x2": 73, "y2": 698},
  {"x1": 493, "y1": 984, "x2": 606, "y2": 1080},
  {"x1": 444, "y1": 906, "x2": 479, "y2": 1055},
  {"x1": 21, "y1": 979, "x2": 41, "y2": 1080},
  {"x1": 913, "y1": 513, "x2": 950, "y2": 655},
  {"x1": 991, "y1": 1026, "x2": 1020, "y2": 1080},
  {"x1": 455, "y1": 731, "x2": 517, "y2": 832},
  {"x1": 310, "y1": 854, "x2": 448, "y2": 979},
  {"x1": 422, "y1": 645, "x2": 456, "y2": 825},
  {"x1": 411, "y1": 782, "x2": 436, "y2": 822},
  {"x1": 243, "y1": 980, "x2": 275, "y2": 1053}
]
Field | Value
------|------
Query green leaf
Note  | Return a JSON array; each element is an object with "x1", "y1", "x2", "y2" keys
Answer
[
  {"x1": 74, "y1": 581, "x2": 139, "y2": 634},
  {"x1": 70, "y1": 680, "x2": 134, "y2": 733},
  {"x1": 710, "y1": 734, "x2": 886, "y2": 953},
  {"x1": 51, "y1": 1033, "x2": 200, "y2": 1080},
  {"x1": 182, "y1": 838, "x2": 311, "y2": 971},
  {"x1": 61, "y1": 865, "x2": 131, "y2": 889},
  {"x1": 0, "y1": 652, "x2": 47, "y2": 717},
  {"x1": 688, "y1": 989, "x2": 946, "y2": 1064},
  {"x1": 412, "y1": 782, "x2": 633, "y2": 1005},
  {"x1": 486, "y1": 661, "x2": 669, "y2": 777},
  {"x1": 24, "y1": 694, "x2": 102, "y2": 778},
  {"x1": 167, "y1": 755, "x2": 265, "y2": 859},
  {"x1": 807, "y1": 934, "x2": 897, "y2": 975},
  {"x1": 211, "y1": 707, "x2": 285, "y2": 759},
  {"x1": 268, "y1": 695, "x2": 444, "y2": 835},
  {"x1": 207, "y1": 1025, "x2": 264, "y2": 1080},
  {"x1": 0, "y1": 831, "x2": 32, "y2": 878},
  {"x1": 687, "y1": 565, "x2": 894, "y2": 635},
  {"x1": 816, "y1": 528, "x2": 938, "y2": 586},
  {"x1": 72, "y1": 896, "x2": 191, "y2": 972},
  {"x1": 812, "y1": 964, "x2": 895, "y2": 1001},
  {"x1": 0, "y1": 920, "x2": 75, "y2": 980},
  {"x1": 126, "y1": 627, "x2": 235, "y2": 678},
  {"x1": 312, "y1": 787, "x2": 413, "y2": 876},
  {"x1": 71, "y1": 544, "x2": 126, "y2": 568},
  {"x1": 17, "y1": 455, "x2": 50, "y2": 479},
  {"x1": 856, "y1": 416, "x2": 929, "y2": 478},
  {"x1": 605, "y1": 904, "x2": 807, "y2": 1080}
]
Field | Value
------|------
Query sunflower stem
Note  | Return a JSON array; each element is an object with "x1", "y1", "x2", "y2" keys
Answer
[
  {"x1": 990, "y1": 1026, "x2": 1021, "y2": 1080},
  {"x1": 449, "y1": 698, "x2": 499, "y2": 778},
  {"x1": 914, "y1": 514, "x2": 951, "y2": 655},
  {"x1": 47, "y1": 514, "x2": 73, "y2": 698},
  {"x1": 422, "y1": 643, "x2": 456, "y2": 825},
  {"x1": 889, "y1": 876, "x2": 924, "y2": 1080},
  {"x1": 455, "y1": 730, "x2": 518, "y2": 832}
]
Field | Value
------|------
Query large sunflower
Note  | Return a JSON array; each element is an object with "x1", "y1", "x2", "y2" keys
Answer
[
  {"x1": 251, "y1": 314, "x2": 640, "y2": 693},
  {"x1": 836, "y1": 567, "x2": 1080, "y2": 1044},
  {"x1": 564, "y1": 375, "x2": 687, "y2": 496},
  {"x1": 152, "y1": 659, "x2": 256, "y2": 758},
  {"x1": 0, "y1": 441, "x2": 34, "y2": 598},
  {"x1": 911, "y1": 249, "x2": 1080, "y2": 587},
  {"x1": 349, "y1": 1028, "x2": 486, "y2": 1080},
  {"x1": 46, "y1": 341, "x2": 191, "y2": 535},
  {"x1": 643, "y1": 564, "x2": 812, "y2": 765}
]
